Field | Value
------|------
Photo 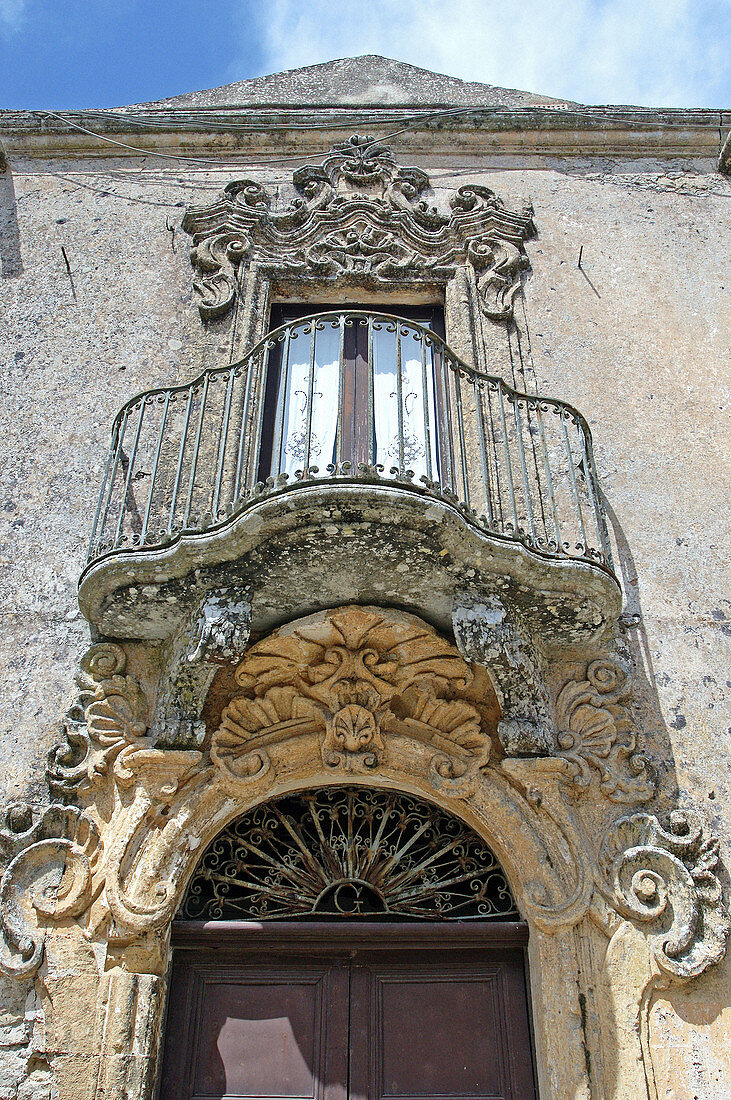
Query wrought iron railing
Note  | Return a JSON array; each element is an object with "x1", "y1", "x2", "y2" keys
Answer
[{"x1": 86, "y1": 312, "x2": 613, "y2": 571}]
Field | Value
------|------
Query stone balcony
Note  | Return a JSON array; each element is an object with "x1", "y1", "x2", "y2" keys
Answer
[{"x1": 78, "y1": 311, "x2": 621, "y2": 649}]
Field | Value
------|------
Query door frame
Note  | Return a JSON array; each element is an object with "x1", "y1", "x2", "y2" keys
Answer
[{"x1": 171, "y1": 919, "x2": 529, "y2": 950}]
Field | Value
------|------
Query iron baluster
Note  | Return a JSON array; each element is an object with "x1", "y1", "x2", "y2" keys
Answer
[
  {"x1": 485, "y1": 384, "x2": 504, "y2": 530},
  {"x1": 169, "y1": 385, "x2": 194, "y2": 535},
  {"x1": 535, "y1": 401, "x2": 562, "y2": 552},
  {"x1": 453, "y1": 359, "x2": 471, "y2": 509},
  {"x1": 251, "y1": 341, "x2": 271, "y2": 488},
  {"x1": 212, "y1": 365, "x2": 236, "y2": 519},
  {"x1": 303, "y1": 319, "x2": 317, "y2": 474},
  {"x1": 560, "y1": 411, "x2": 589, "y2": 553},
  {"x1": 367, "y1": 315, "x2": 375, "y2": 465},
  {"x1": 271, "y1": 327, "x2": 292, "y2": 477},
  {"x1": 336, "y1": 313, "x2": 346, "y2": 465},
  {"x1": 140, "y1": 390, "x2": 171, "y2": 547},
  {"x1": 184, "y1": 374, "x2": 211, "y2": 526},
  {"x1": 496, "y1": 384, "x2": 519, "y2": 535},
  {"x1": 474, "y1": 381, "x2": 493, "y2": 527},
  {"x1": 234, "y1": 356, "x2": 255, "y2": 503},
  {"x1": 395, "y1": 323, "x2": 405, "y2": 472},
  {"x1": 513, "y1": 396, "x2": 536, "y2": 542},
  {"x1": 113, "y1": 397, "x2": 146, "y2": 549},
  {"x1": 90, "y1": 406, "x2": 128, "y2": 560},
  {"x1": 420, "y1": 330, "x2": 433, "y2": 481},
  {"x1": 437, "y1": 343, "x2": 454, "y2": 490},
  {"x1": 577, "y1": 417, "x2": 612, "y2": 566}
]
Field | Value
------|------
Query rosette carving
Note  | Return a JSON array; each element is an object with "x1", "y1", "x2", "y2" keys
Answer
[
  {"x1": 0, "y1": 804, "x2": 101, "y2": 976},
  {"x1": 47, "y1": 643, "x2": 150, "y2": 800},
  {"x1": 598, "y1": 810, "x2": 730, "y2": 979},
  {"x1": 182, "y1": 135, "x2": 534, "y2": 322},
  {"x1": 555, "y1": 659, "x2": 655, "y2": 802},
  {"x1": 211, "y1": 606, "x2": 492, "y2": 793}
]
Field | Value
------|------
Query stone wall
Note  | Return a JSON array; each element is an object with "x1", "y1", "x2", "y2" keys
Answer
[{"x1": 1, "y1": 142, "x2": 730, "y2": 1098}]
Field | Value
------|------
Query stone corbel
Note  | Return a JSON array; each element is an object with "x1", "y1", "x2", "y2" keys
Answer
[
  {"x1": 452, "y1": 598, "x2": 553, "y2": 755},
  {"x1": 151, "y1": 587, "x2": 251, "y2": 748}
]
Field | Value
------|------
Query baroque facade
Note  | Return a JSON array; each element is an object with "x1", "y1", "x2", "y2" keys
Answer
[{"x1": 0, "y1": 56, "x2": 730, "y2": 1099}]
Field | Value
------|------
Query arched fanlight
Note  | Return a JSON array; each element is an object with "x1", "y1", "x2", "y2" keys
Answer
[{"x1": 180, "y1": 787, "x2": 518, "y2": 922}]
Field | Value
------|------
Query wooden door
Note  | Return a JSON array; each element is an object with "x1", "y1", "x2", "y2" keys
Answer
[
  {"x1": 349, "y1": 947, "x2": 536, "y2": 1100},
  {"x1": 160, "y1": 924, "x2": 536, "y2": 1100},
  {"x1": 160, "y1": 952, "x2": 350, "y2": 1100}
]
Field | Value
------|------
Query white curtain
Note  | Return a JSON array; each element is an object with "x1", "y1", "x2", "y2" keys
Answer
[{"x1": 280, "y1": 323, "x2": 340, "y2": 477}]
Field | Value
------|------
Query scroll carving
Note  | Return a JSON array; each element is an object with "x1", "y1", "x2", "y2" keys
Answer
[
  {"x1": 212, "y1": 605, "x2": 492, "y2": 794},
  {"x1": 555, "y1": 659, "x2": 655, "y2": 803},
  {"x1": 182, "y1": 134, "x2": 534, "y2": 322},
  {"x1": 598, "y1": 810, "x2": 730, "y2": 979},
  {"x1": 0, "y1": 804, "x2": 100, "y2": 976},
  {"x1": 47, "y1": 643, "x2": 149, "y2": 801}
]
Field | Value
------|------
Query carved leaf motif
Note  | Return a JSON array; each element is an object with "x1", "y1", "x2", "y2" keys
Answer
[
  {"x1": 47, "y1": 643, "x2": 150, "y2": 801},
  {"x1": 598, "y1": 810, "x2": 730, "y2": 979},
  {"x1": 211, "y1": 606, "x2": 492, "y2": 790},
  {"x1": 555, "y1": 659, "x2": 655, "y2": 803}
]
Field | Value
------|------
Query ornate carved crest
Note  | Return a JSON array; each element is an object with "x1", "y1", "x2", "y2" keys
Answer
[
  {"x1": 212, "y1": 605, "x2": 492, "y2": 792},
  {"x1": 182, "y1": 134, "x2": 535, "y2": 322},
  {"x1": 555, "y1": 659, "x2": 656, "y2": 803}
]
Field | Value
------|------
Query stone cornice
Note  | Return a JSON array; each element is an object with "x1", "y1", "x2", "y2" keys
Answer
[{"x1": 0, "y1": 105, "x2": 726, "y2": 162}]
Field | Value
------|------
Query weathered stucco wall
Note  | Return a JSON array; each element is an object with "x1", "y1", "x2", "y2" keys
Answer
[{"x1": 1, "y1": 141, "x2": 729, "y2": 1098}]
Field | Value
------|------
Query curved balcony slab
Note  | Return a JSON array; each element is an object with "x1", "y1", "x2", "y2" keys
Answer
[{"x1": 78, "y1": 480, "x2": 622, "y2": 649}]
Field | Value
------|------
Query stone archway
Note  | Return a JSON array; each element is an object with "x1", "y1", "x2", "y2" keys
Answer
[
  {"x1": 0, "y1": 604, "x2": 727, "y2": 1100},
  {"x1": 161, "y1": 785, "x2": 536, "y2": 1099}
]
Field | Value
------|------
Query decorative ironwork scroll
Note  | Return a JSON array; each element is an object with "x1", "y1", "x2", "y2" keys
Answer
[{"x1": 179, "y1": 787, "x2": 518, "y2": 921}]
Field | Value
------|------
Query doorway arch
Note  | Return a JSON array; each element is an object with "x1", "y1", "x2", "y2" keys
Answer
[{"x1": 161, "y1": 785, "x2": 536, "y2": 1100}]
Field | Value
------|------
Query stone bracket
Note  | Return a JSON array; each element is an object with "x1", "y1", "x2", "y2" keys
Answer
[
  {"x1": 151, "y1": 586, "x2": 251, "y2": 748},
  {"x1": 452, "y1": 598, "x2": 553, "y2": 755}
]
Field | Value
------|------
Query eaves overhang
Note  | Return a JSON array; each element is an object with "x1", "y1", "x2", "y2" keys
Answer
[{"x1": 0, "y1": 105, "x2": 727, "y2": 162}]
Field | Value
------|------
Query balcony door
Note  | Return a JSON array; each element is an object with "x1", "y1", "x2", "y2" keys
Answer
[{"x1": 258, "y1": 304, "x2": 446, "y2": 484}]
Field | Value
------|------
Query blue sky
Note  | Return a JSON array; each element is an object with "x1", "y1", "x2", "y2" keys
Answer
[{"x1": 1, "y1": 0, "x2": 729, "y2": 110}]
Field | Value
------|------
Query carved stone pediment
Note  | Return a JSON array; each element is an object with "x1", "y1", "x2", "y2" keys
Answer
[
  {"x1": 212, "y1": 605, "x2": 493, "y2": 793},
  {"x1": 182, "y1": 134, "x2": 535, "y2": 321}
]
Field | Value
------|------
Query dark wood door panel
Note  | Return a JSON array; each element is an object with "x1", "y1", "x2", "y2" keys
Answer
[
  {"x1": 160, "y1": 932, "x2": 536, "y2": 1100},
  {"x1": 348, "y1": 950, "x2": 536, "y2": 1100},
  {"x1": 160, "y1": 956, "x2": 349, "y2": 1100}
]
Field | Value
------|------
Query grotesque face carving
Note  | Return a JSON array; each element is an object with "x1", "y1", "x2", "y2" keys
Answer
[{"x1": 325, "y1": 703, "x2": 384, "y2": 770}]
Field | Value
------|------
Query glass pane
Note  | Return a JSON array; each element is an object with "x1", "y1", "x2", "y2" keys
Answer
[
  {"x1": 278, "y1": 321, "x2": 340, "y2": 477},
  {"x1": 373, "y1": 321, "x2": 439, "y2": 480}
]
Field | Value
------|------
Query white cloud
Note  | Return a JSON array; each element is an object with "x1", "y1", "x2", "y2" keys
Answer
[
  {"x1": 0, "y1": 0, "x2": 26, "y2": 32},
  {"x1": 243, "y1": 0, "x2": 730, "y2": 107}
]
